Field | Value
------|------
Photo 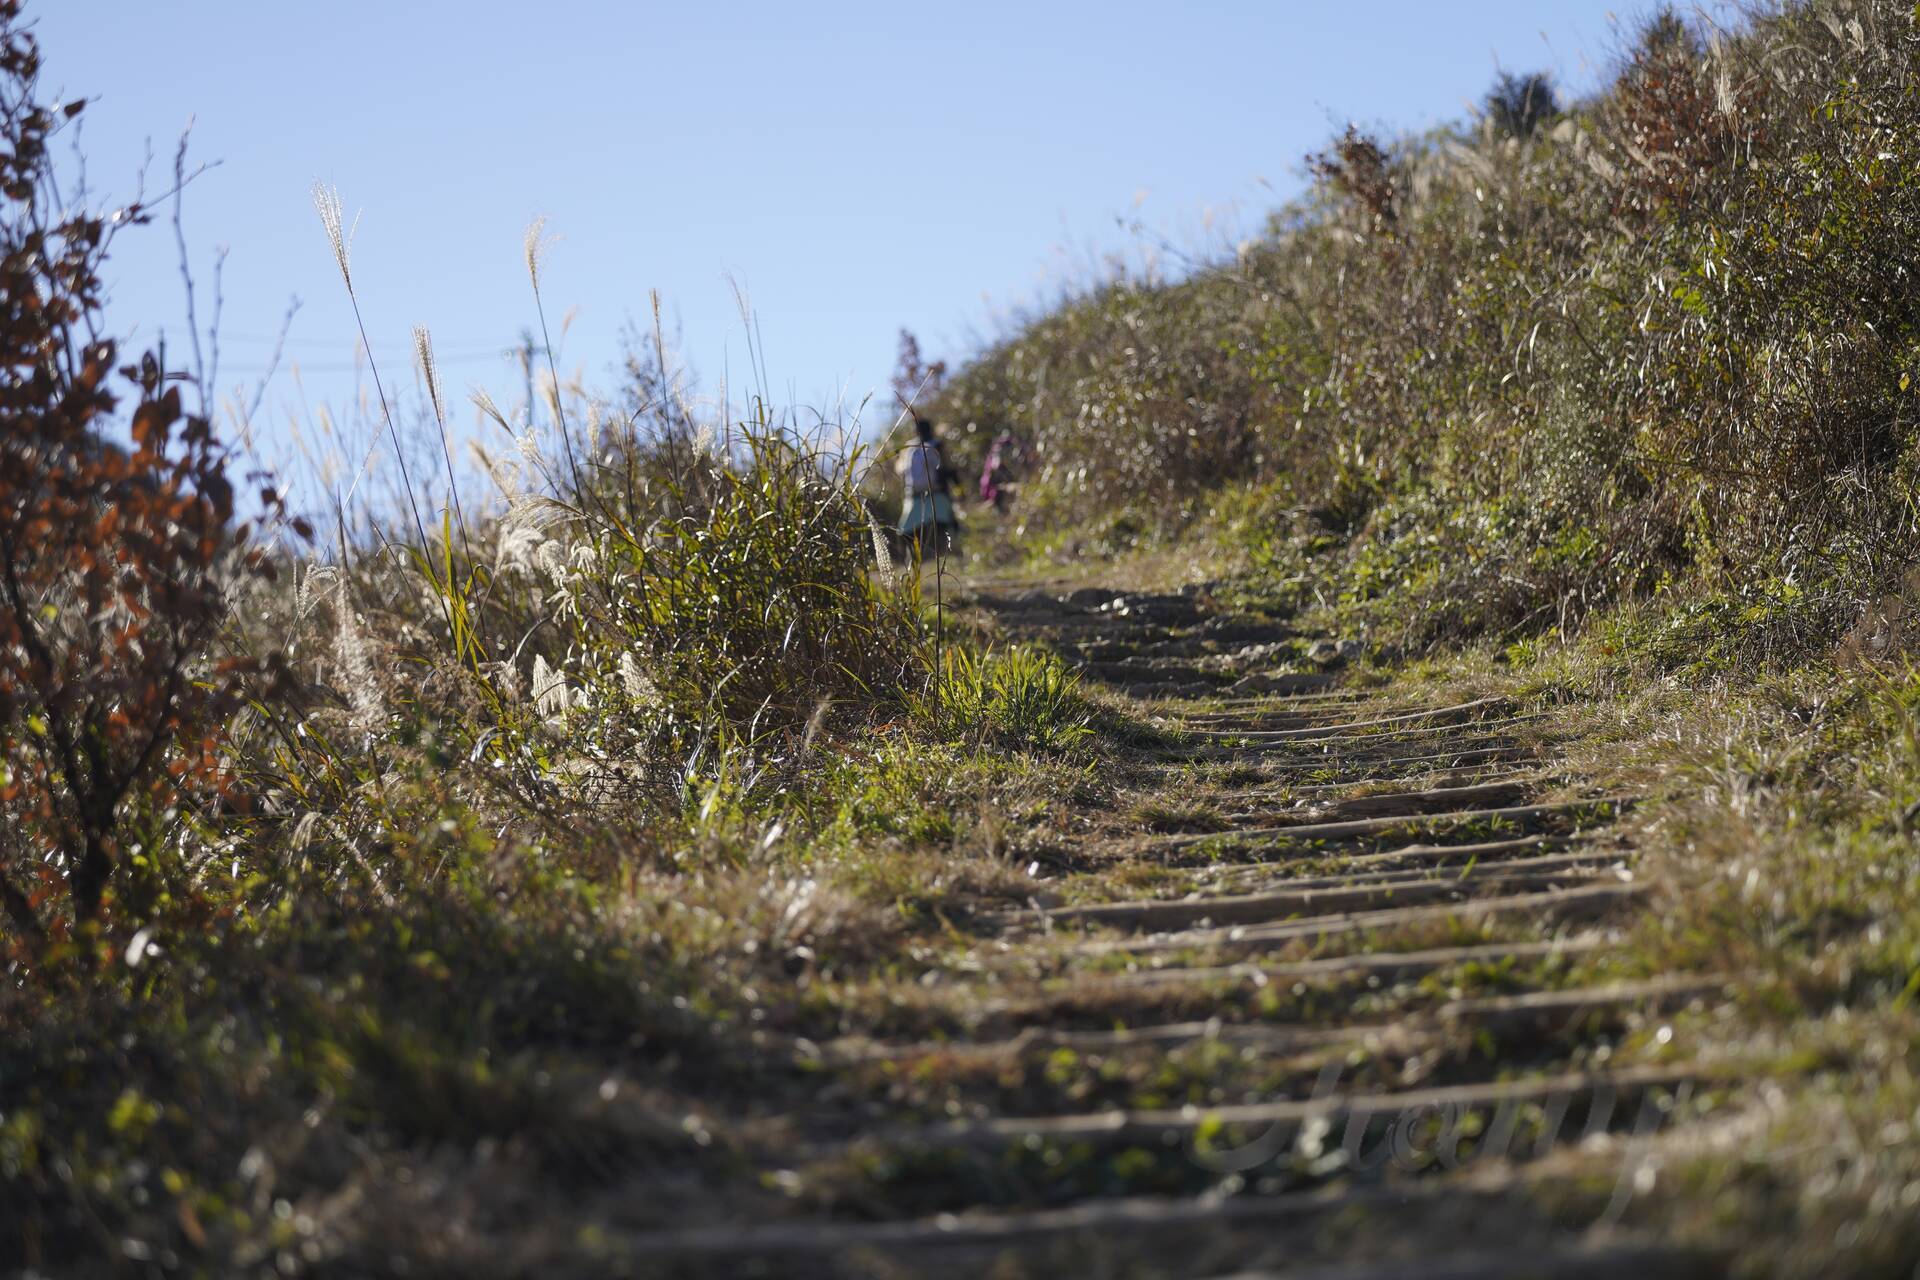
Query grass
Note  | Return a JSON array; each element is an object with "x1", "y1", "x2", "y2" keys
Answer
[
  {"x1": 921, "y1": 644, "x2": 1096, "y2": 753},
  {"x1": 906, "y1": 7, "x2": 1920, "y2": 1260},
  {"x1": 0, "y1": 12, "x2": 1148, "y2": 1269},
  {"x1": 936, "y1": 2, "x2": 1920, "y2": 667},
  {"x1": 9, "y1": 1, "x2": 1920, "y2": 1275},
  {"x1": 1437, "y1": 616, "x2": 1920, "y2": 1272}
]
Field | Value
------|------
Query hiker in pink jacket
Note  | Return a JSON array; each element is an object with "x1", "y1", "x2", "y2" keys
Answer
[{"x1": 978, "y1": 431, "x2": 1025, "y2": 512}]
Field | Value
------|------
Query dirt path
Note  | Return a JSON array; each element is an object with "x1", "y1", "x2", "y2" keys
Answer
[{"x1": 634, "y1": 583, "x2": 1727, "y2": 1277}]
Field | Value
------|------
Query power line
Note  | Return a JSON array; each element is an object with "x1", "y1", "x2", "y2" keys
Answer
[
  {"x1": 215, "y1": 332, "x2": 509, "y2": 356},
  {"x1": 220, "y1": 350, "x2": 513, "y2": 376}
]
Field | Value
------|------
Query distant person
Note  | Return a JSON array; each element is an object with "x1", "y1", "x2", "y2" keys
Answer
[
  {"x1": 978, "y1": 430, "x2": 1028, "y2": 512},
  {"x1": 896, "y1": 418, "x2": 960, "y2": 560}
]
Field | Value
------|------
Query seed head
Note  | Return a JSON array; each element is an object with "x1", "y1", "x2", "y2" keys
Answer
[
  {"x1": 472, "y1": 387, "x2": 514, "y2": 436},
  {"x1": 866, "y1": 508, "x2": 893, "y2": 577},
  {"x1": 524, "y1": 215, "x2": 558, "y2": 291},
  {"x1": 531, "y1": 654, "x2": 573, "y2": 719},
  {"x1": 311, "y1": 182, "x2": 359, "y2": 293},
  {"x1": 412, "y1": 325, "x2": 447, "y2": 426}
]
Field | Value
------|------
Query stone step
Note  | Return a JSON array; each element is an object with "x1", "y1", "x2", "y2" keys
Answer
[
  {"x1": 1208, "y1": 1240, "x2": 1715, "y2": 1280},
  {"x1": 1198, "y1": 744, "x2": 1542, "y2": 784},
  {"x1": 609, "y1": 1182, "x2": 1597, "y2": 1275},
  {"x1": 842, "y1": 1064, "x2": 1708, "y2": 1158},
  {"x1": 1441, "y1": 977, "x2": 1722, "y2": 1036},
  {"x1": 809, "y1": 976, "x2": 1710, "y2": 1069},
  {"x1": 1027, "y1": 859, "x2": 1624, "y2": 933},
  {"x1": 1100, "y1": 936, "x2": 1611, "y2": 989},
  {"x1": 1199, "y1": 834, "x2": 1588, "y2": 887},
  {"x1": 1067, "y1": 882, "x2": 1645, "y2": 960},
  {"x1": 1148, "y1": 798, "x2": 1636, "y2": 855},
  {"x1": 1185, "y1": 697, "x2": 1514, "y2": 742},
  {"x1": 1260, "y1": 764, "x2": 1547, "y2": 800},
  {"x1": 1172, "y1": 688, "x2": 1379, "y2": 717},
  {"x1": 814, "y1": 1018, "x2": 1431, "y2": 1067},
  {"x1": 1245, "y1": 740, "x2": 1545, "y2": 770},
  {"x1": 1201, "y1": 713, "x2": 1553, "y2": 755},
  {"x1": 1230, "y1": 778, "x2": 1542, "y2": 823},
  {"x1": 1212, "y1": 848, "x2": 1621, "y2": 898}
]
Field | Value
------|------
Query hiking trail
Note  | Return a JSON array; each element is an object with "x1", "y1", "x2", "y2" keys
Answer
[{"x1": 632, "y1": 579, "x2": 1733, "y2": 1278}]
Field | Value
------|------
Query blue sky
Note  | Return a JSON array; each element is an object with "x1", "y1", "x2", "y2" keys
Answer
[{"x1": 39, "y1": 1, "x2": 1669, "y2": 475}]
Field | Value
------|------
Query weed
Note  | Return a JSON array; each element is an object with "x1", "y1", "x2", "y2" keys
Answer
[{"x1": 923, "y1": 645, "x2": 1093, "y2": 754}]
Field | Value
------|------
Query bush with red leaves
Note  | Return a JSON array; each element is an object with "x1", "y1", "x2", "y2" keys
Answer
[
  {"x1": 1307, "y1": 125, "x2": 1399, "y2": 230},
  {"x1": 0, "y1": 0, "x2": 281, "y2": 953}
]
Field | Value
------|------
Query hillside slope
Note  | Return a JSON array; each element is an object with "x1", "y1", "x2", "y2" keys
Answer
[
  {"x1": 936, "y1": 2, "x2": 1920, "y2": 663},
  {"x1": 7, "y1": 4, "x2": 1920, "y2": 1277}
]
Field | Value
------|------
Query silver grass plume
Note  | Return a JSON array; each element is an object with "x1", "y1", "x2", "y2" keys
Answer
[
  {"x1": 500, "y1": 494, "x2": 577, "y2": 537},
  {"x1": 531, "y1": 654, "x2": 573, "y2": 719},
  {"x1": 472, "y1": 387, "x2": 514, "y2": 437},
  {"x1": 412, "y1": 325, "x2": 448, "y2": 426},
  {"x1": 470, "y1": 441, "x2": 522, "y2": 503},
  {"x1": 331, "y1": 579, "x2": 384, "y2": 732},
  {"x1": 294, "y1": 563, "x2": 340, "y2": 627},
  {"x1": 865, "y1": 507, "x2": 893, "y2": 578},
  {"x1": 411, "y1": 323, "x2": 472, "y2": 558},
  {"x1": 495, "y1": 494, "x2": 579, "y2": 579},
  {"x1": 311, "y1": 182, "x2": 359, "y2": 294},
  {"x1": 539, "y1": 370, "x2": 564, "y2": 433},
  {"x1": 524, "y1": 215, "x2": 557, "y2": 291}
]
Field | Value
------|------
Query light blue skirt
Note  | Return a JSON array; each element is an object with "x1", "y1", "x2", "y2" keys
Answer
[{"x1": 900, "y1": 492, "x2": 955, "y2": 534}]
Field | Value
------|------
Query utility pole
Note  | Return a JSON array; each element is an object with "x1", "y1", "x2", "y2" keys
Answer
[{"x1": 512, "y1": 328, "x2": 546, "y2": 430}]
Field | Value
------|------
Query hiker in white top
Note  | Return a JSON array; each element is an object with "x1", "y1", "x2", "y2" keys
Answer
[{"x1": 895, "y1": 418, "x2": 960, "y2": 561}]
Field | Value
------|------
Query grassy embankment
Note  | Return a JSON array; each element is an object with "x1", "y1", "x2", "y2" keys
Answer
[
  {"x1": 8, "y1": 0, "x2": 1920, "y2": 1274},
  {"x1": 0, "y1": 5, "x2": 1126, "y2": 1269}
]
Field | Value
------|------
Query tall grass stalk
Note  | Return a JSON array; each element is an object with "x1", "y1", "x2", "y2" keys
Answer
[
  {"x1": 412, "y1": 324, "x2": 474, "y2": 569},
  {"x1": 311, "y1": 183, "x2": 436, "y2": 564},
  {"x1": 524, "y1": 216, "x2": 588, "y2": 499}
]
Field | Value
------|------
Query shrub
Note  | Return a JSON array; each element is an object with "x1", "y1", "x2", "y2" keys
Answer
[
  {"x1": 542, "y1": 424, "x2": 927, "y2": 731},
  {"x1": 1305, "y1": 125, "x2": 1399, "y2": 228},
  {"x1": 0, "y1": 3, "x2": 278, "y2": 947},
  {"x1": 1485, "y1": 71, "x2": 1559, "y2": 138},
  {"x1": 937, "y1": 0, "x2": 1920, "y2": 661},
  {"x1": 931, "y1": 268, "x2": 1279, "y2": 534},
  {"x1": 926, "y1": 646, "x2": 1092, "y2": 753}
]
